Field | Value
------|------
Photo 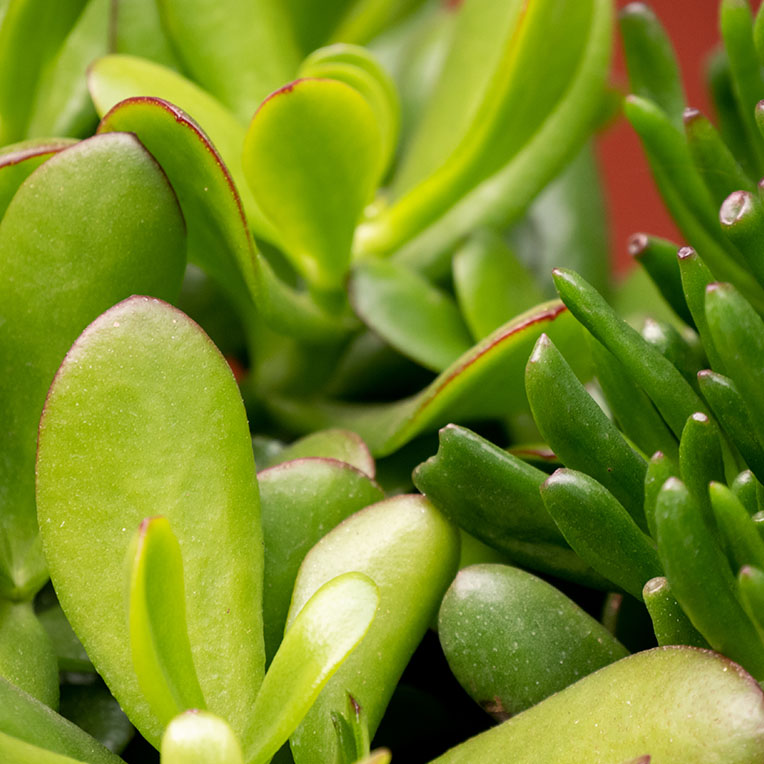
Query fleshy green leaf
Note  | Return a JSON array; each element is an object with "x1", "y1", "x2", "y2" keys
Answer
[
  {"x1": 0, "y1": 133, "x2": 186, "y2": 600},
  {"x1": 642, "y1": 576, "x2": 709, "y2": 648},
  {"x1": 266, "y1": 429, "x2": 375, "y2": 477},
  {"x1": 161, "y1": 711, "x2": 243, "y2": 764},
  {"x1": 36, "y1": 298, "x2": 263, "y2": 747},
  {"x1": 246, "y1": 573, "x2": 379, "y2": 764}
]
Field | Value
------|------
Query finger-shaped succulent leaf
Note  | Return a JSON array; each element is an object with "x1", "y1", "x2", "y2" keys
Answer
[
  {"x1": 36, "y1": 298, "x2": 263, "y2": 747},
  {"x1": 287, "y1": 495, "x2": 459, "y2": 764},
  {"x1": 246, "y1": 573, "x2": 379, "y2": 764},
  {"x1": 0, "y1": 138, "x2": 75, "y2": 218},
  {"x1": 259, "y1": 458, "x2": 383, "y2": 664},
  {"x1": 720, "y1": 190, "x2": 764, "y2": 290},
  {"x1": 0, "y1": 0, "x2": 89, "y2": 143},
  {"x1": 268, "y1": 301, "x2": 583, "y2": 456},
  {"x1": 553, "y1": 268, "x2": 708, "y2": 438},
  {"x1": 619, "y1": 2, "x2": 685, "y2": 129},
  {"x1": 439, "y1": 564, "x2": 628, "y2": 719},
  {"x1": 431, "y1": 647, "x2": 764, "y2": 763},
  {"x1": 643, "y1": 451, "x2": 677, "y2": 540},
  {"x1": 705, "y1": 282, "x2": 764, "y2": 441},
  {"x1": 655, "y1": 477, "x2": 764, "y2": 678},
  {"x1": 452, "y1": 230, "x2": 545, "y2": 342},
  {"x1": 698, "y1": 370, "x2": 764, "y2": 481},
  {"x1": 640, "y1": 318, "x2": 705, "y2": 388},
  {"x1": 739, "y1": 565, "x2": 764, "y2": 635},
  {"x1": 161, "y1": 711, "x2": 243, "y2": 764},
  {"x1": 243, "y1": 78, "x2": 382, "y2": 293},
  {"x1": 157, "y1": 0, "x2": 299, "y2": 122},
  {"x1": 643, "y1": 577, "x2": 709, "y2": 648},
  {"x1": 349, "y1": 259, "x2": 473, "y2": 372},
  {"x1": 0, "y1": 677, "x2": 121, "y2": 764},
  {"x1": 733, "y1": 470, "x2": 762, "y2": 515},
  {"x1": 0, "y1": 133, "x2": 186, "y2": 600},
  {"x1": 412, "y1": 425, "x2": 606, "y2": 586},
  {"x1": 97, "y1": 96, "x2": 350, "y2": 342},
  {"x1": 711, "y1": 482, "x2": 764, "y2": 572},
  {"x1": 265, "y1": 429, "x2": 375, "y2": 477},
  {"x1": 0, "y1": 601, "x2": 58, "y2": 708},
  {"x1": 527, "y1": 333, "x2": 648, "y2": 527},
  {"x1": 541, "y1": 469, "x2": 662, "y2": 600},
  {"x1": 127, "y1": 516, "x2": 206, "y2": 727}
]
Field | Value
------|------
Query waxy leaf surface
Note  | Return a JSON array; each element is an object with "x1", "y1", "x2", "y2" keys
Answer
[{"x1": 36, "y1": 298, "x2": 263, "y2": 747}]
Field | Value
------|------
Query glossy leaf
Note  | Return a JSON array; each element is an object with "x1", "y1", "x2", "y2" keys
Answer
[
  {"x1": 36, "y1": 298, "x2": 263, "y2": 747},
  {"x1": 246, "y1": 573, "x2": 379, "y2": 764},
  {"x1": 259, "y1": 458, "x2": 383, "y2": 664},
  {"x1": 540, "y1": 469, "x2": 662, "y2": 600},
  {"x1": 733, "y1": 470, "x2": 761, "y2": 515},
  {"x1": 161, "y1": 711, "x2": 243, "y2": 764},
  {"x1": 720, "y1": 190, "x2": 764, "y2": 289},
  {"x1": 268, "y1": 301, "x2": 583, "y2": 456},
  {"x1": 739, "y1": 565, "x2": 764, "y2": 635},
  {"x1": 710, "y1": 482, "x2": 764, "y2": 572},
  {"x1": 243, "y1": 78, "x2": 381, "y2": 293},
  {"x1": 439, "y1": 564, "x2": 628, "y2": 718},
  {"x1": 0, "y1": 677, "x2": 121, "y2": 764},
  {"x1": 267, "y1": 430, "x2": 375, "y2": 477},
  {"x1": 127, "y1": 516, "x2": 206, "y2": 727},
  {"x1": 156, "y1": 0, "x2": 299, "y2": 121},
  {"x1": 431, "y1": 647, "x2": 764, "y2": 764},
  {"x1": 0, "y1": 133, "x2": 186, "y2": 600},
  {"x1": 640, "y1": 318, "x2": 704, "y2": 389},
  {"x1": 349, "y1": 259, "x2": 473, "y2": 372},
  {"x1": 287, "y1": 495, "x2": 459, "y2": 764},
  {"x1": 643, "y1": 451, "x2": 677, "y2": 541},
  {"x1": 642, "y1": 576, "x2": 709, "y2": 649}
]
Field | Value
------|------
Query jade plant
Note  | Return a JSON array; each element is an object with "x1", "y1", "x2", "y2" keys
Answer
[{"x1": 2, "y1": 0, "x2": 764, "y2": 763}]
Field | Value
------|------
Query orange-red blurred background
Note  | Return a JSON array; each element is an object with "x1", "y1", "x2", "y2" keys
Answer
[{"x1": 601, "y1": 0, "x2": 732, "y2": 274}]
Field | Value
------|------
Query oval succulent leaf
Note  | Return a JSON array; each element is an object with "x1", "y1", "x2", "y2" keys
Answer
[
  {"x1": 265, "y1": 429, "x2": 375, "y2": 477},
  {"x1": 36, "y1": 298, "x2": 263, "y2": 747},
  {"x1": 127, "y1": 516, "x2": 206, "y2": 728},
  {"x1": 0, "y1": 132, "x2": 186, "y2": 600},
  {"x1": 429, "y1": 647, "x2": 764, "y2": 764},
  {"x1": 438, "y1": 564, "x2": 628, "y2": 719},
  {"x1": 243, "y1": 78, "x2": 382, "y2": 293},
  {"x1": 161, "y1": 711, "x2": 243, "y2": 764}
]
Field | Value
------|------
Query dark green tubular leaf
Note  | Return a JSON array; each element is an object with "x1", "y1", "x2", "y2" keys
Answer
[
  {"x1": 733, "y1": 470, "x2": 761, "y2": 515},
  {"x1": 552, "y1": 268, "x2": 708, "y2": 438},
  {"x1": 0, "y1": 0, "x2": 89, "y2": 143},
  {"x1": 25, "y1": 0, "x2": 107, "y2": 140},
  {"x1": 287, "y1": 495, "x2": 459, "y2": 764},
  {"x1": 266, "y1": 430, "x2": 375, "y2": 477},
  {"x1": 36, "y1": 298, "x2": 264, "y2": 748},
  {"x1": 298, "y1": 44, "x2": 399, "y2": 180},
  {"x1": 677, "y1": 246, "x2": 726, "y2": 372},
  {"x1": 110, "y1": 0, "x2": 180, "y2": 69},
  {"x1": 356, "y1": 0, "x2": 613, "y2": 262},
  {"x1": 624, "y1": 95, "x2": 764, "y2": 311},
  {"x1": 268, "y1": 300, "x2": 583, "y2": 457},
  {"x1": 161, "y1": 711, "x2": 243, "y2": 764},
  {"x1": 698, "y1": 370, "x2": 764, "y2": 480},
  {"x1": 0, "y1": 677, "x2": 122, "y2": 764},
  {"x1": 243, "y1": 78, "x2": 382, "y2": 296},
  {"x1": 97, "y1": 97, "x2": 352, "y2": 343},
  {"x1": 127, "y1": 516, "x2": 206, "y2": 728},
  {"x1": 246, "y1": 573, "x2": 379, "y2": 764},
  {"x1": 643, "y1": 451, "x2": 677, "y2": 541},
  {"x1": 412, "y1": 425, "x2": 608, "y2": 587},
  {"x1": 156, "y1": 0, "x2": 299, "y2": 122},
  {"x1": 439, "y1": 564, "x2": 628, "y2": 719},
  {"x1": 642, "y1": 576, "x2": 709, "y2": 648},
  {"x1": 640, "y1": 318, "x2": 704, "y2": 390},
  {"x1": 720, "y1": 0, "x2": 764, "y2": 176},
  {"x1": 589, "y1": 336, "x2": 678, "y2": 464},
  {"x1": 655, "y1": 477, "x2": 764, "y2": 678},
  {"x1": 705, "y1": 281, "x2": 764, "y2": 441},
  {"x1": 720, "y1": 190, "x2": 764, "y2": 288},
  {"x1": 540, "y1": 469, "x2": 662, "y2": 600},
  {"x1": 0, "y1": 601, "x2": 58, "y2": 708},
  {"x1": 0, "y1": 139, "x2": 76, "y2": 218},
  {"x1": 431, "y1": 647, "x2": 764, "y2": 763},
  {"x1": 711, "y1": 482, "x2": 764, "y2": 572},
  {"x1": 349, "y1": 259, "x2": 473, "y2": 372},
  {"x1": 678, "y1": 412, "x2": 726, "y2": 528},
  {"x1": 739, "y1": 565, "x2": 764, "y2": 634},
  {"x1": 258, "y1": 458, "x2": 383, "y2": 665},
  {"x1": 526, "y1": 333, "x2": 648, "y2": 528},
  {"x1": 684, "y1": 107, "x2": 756, "y2": 207},
  {"x1": 619, "y1": 2, "x2": 685, "y2": 128},
  {"x1": 0, "y1": 133, "x2": 186, "y2": 602},
  {"x1": 452, "y1": 229, "x2": 545, "y2": 342},
  {"x1": 627, "y1": 233, "x2": 692, "y2": 326}
]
